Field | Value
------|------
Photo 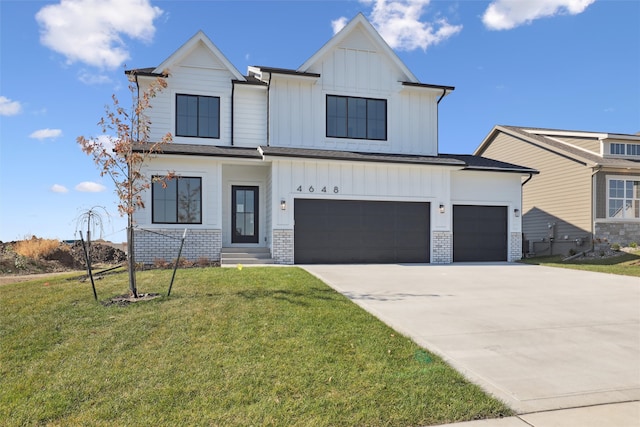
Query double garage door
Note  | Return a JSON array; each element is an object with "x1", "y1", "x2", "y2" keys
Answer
[
  {"x1": 294, "y1": 199, "x2": 430, "y2": 264},
  {"x1": 293, "y1": 200, "x2": 508, "y2": 264}
]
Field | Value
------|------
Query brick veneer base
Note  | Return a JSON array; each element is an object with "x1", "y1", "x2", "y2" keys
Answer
[
  {"x1": 432, "y1": 231, "x2": 452, "y2": 264},
  {"x1": 133, "y1": 228, "x2": 222, "y2": 265},
  {"x1": 272, "y1": 229, "x2": 294, "y2": 264},
  {"x1": 509, "y1": 232, "x2": 522, "y2": 262}
]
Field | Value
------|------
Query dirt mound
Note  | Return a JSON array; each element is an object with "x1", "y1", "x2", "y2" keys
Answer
[
  {"x1": 68, "y1": 242, "x2": 127, "y2": 267},
  {"x1": 0, "y1": 240, "x2": 126, "y2": 275}
]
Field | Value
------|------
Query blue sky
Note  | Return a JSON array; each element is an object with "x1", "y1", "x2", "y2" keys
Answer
[{"x1": 1, "y1": 0, "x2": 638, "y2": 243}]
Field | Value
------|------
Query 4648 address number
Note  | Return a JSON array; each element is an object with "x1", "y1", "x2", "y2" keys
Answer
[{"x1": 296, "y1": 185, "x2": 339, "y2": 193}]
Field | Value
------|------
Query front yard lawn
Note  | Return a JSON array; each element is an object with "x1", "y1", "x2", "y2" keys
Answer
[
  {"x1": 0, "y1": 267, "x2": 510, "y2": 426},
  {"x1": 519, "y1": 250, "x2": 640, "y2": 277}
]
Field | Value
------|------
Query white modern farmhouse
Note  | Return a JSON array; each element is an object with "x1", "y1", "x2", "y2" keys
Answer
[{"x1": 128, "y1": 14, "x2": 536, "y2": 265}]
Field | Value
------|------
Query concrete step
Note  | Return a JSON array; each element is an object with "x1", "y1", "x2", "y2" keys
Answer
[
  {"x1": 221, "y1": 247, "x2": 270, "y2": 253},
  {"x1": 220, "y1": 247, "x2": 274, "y2": 266}
]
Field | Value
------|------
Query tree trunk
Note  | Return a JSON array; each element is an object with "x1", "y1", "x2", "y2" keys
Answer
[{"x1": 127, "y1": 224, "x2": 138, "y2": 298}]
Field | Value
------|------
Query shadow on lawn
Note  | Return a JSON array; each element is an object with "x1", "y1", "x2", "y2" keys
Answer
[{"x1": 201, "y1": 286, "x2": 342, "y2": 306}]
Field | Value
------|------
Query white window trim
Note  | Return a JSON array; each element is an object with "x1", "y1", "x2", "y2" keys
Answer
[{"x1": 606, "y1": 175, "x2": 640, "y2": 221}]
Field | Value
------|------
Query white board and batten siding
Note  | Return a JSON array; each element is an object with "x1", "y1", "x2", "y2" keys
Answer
[
  {"x1": 142, "y1": 40, "x2": 238, "y2": 146},
  {"x1": 135, "y1": 156, "x2": 222, "y2": 230},
  {"x1": 233, "y1": 84, "x2": 267, "y2": 148},
  {"x1": 271, "y1": 158, "x2": 452, "y2": 229},
  {"x1": 269, "y1": 32, "x2": 439, "y2": 156},
  {"x1": 451, "y1": 170, "x2": 523, "y2": 233}
]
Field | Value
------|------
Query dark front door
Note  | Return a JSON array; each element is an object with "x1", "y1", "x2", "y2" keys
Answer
[{"x1": 232, "y1": 186, "x2": 259, "y2": 244}]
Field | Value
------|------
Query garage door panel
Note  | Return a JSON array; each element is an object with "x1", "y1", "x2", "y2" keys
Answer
[
  {"x1": 294, "y1": 199, "x2": 430, "y2": 264},
  {"x1": 454, "y1": 205, "x2": 507, "y2": 262}
]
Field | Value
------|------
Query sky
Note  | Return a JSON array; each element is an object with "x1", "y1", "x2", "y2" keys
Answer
[{"x1": 1, "y1": 0, "x2": 639, "y2": 243}]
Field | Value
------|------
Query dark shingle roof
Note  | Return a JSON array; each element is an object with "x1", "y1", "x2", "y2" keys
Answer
[
  {"x1": 253, "y1": 66, "x2": 321, "y2": 78},
  {"x1": 133, "y1": 143, "x2": 539, "y2": 173},
  {"x1": 439, "y1": 154, "x2": 538, "y2": 174},
  {"x1": 132, "y1": 143, "x2": 261, "y2": 159},
  {"x1": 259, "y1": 146, "x2": 465, "y2": 166},
  {"x1": 124, "y1": 68, "x2": 167, "y2": 77}
]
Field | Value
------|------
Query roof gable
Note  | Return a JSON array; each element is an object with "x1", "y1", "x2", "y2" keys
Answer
[
  {"x1": 476, "y1": 125, "x2": 640, "y2": 170},
  {"x1": 154, "y1": 30, "x2": 245, "y2": 81},
  {"x1": 297, "y1": 13, "x2": 418, "y2": 83}
]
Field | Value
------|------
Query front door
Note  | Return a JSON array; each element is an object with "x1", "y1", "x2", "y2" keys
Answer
[{"x1": 232, "y1": 186, "x2": 259, "y2": 244}]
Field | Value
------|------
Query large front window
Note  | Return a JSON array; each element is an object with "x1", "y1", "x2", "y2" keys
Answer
[
  {"x1": 608, "y1": 178, "x2": 640, "y2": 219},
  {"x1": 152, "y1": 177, "x2": 202, "y2": 224},
  {"x1": 326, "y1": 95, "x2": 386, "y2": 140},
  {"x1": 176, "y1": 94, "x2": 220, "y2": 138}
]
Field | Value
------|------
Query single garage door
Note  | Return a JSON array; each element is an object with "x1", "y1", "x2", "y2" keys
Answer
[
  {"x1": 294, "y1": 199, "x2": 430, "y2": 264},
  {"x1": 454, "y1": 205, "x2": 507, "y2": 262}
]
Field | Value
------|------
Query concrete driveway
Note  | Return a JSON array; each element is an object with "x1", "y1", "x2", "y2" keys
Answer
[{"x1": 302, "y1": 263, "x2": 640, "y2": 414}]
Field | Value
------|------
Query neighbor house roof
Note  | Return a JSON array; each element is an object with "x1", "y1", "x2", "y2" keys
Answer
[{"x1": 476, "y1": 125, "x2": 640, "y2": 170}]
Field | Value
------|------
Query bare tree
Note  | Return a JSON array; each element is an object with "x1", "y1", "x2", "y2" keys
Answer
[{"x1": 77, "y1": 71, "x2": 173, "y2": 298}]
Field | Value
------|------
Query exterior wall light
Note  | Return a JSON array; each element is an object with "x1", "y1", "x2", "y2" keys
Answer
[
  {"x1": 439, "y1": 204, "x2": 445, "y2": 214},
  {"x1": 280, "y1": 199, "x2": 287, "y2": 210},
  {"x1": 514, "y1": 208, "x2": 520, "y2": 217}
]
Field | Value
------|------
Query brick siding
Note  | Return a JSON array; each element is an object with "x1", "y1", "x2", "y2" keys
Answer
[
  {"x1": 133, "y1": 228, "x2": 222, "y2": 265},
  {"x1": 272, "y1": 229, "x2": 294, "y2": 264},
  {"x1": 432, "y1": 231, "x2": 452, "y2": 264}
]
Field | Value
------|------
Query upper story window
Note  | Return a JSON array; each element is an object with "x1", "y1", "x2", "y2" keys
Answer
[
  {"x1": 627, "y1": 144, "x2": 640, "y2": 156},
  {"x1": 326, "y1": 95, "x2": 386, "y2": 141},
  {"x1": 176, "y1": 94, "x2": 220, "y2": 138},
  {"x1": 608, "y1": 177, "x2": 640, "y2": 219},
  {"x1": 609, "y1": 142, "x2": 640, "y2": 157},
  {"x1": 152, "y1": 176, "x2": 202, "y2": 224}
]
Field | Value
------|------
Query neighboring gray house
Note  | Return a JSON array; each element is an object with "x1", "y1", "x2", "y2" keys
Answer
[{"x1": 475, "y1": 125, "x2": 640, "y2": 255}]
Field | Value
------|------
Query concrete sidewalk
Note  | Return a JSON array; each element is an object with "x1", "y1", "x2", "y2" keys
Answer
[
  {"x1": 302, "y1": 263, "x2": 640, "y2": 424},
  {"x1": 432, "y1": 401, "x2": 640, "y2": 426}
]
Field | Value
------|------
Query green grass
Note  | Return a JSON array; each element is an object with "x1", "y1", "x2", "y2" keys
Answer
[
  {"x1": 519, "y1": 250, "x2": 640, "y2": 277},
  {"x1": 0, "y1": 267, "x2": 510, "y2": 426}
]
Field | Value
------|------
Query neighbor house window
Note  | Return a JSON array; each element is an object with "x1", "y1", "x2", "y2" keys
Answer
[
  {"x1": 176, "y1": 94, "x2": 220, "y2": 138},
  {"x1": 152, "y1": 177, "x2": 202, "y2": 224},
  {"x1": 610, "y1": 143, "x2": 625, "y2": 155},
  {"x1": 609, "y1": 142, "x2": 640, "y2": 156},
  {"x1": 608, "y1": 178, "x2": 640, "y2": 219},
  {"x1": 326, "y1": 95, "x2": 386, "y2": 140},
  {"x1": 627, "y1": 144, "x2": 640, "y2": 156}
]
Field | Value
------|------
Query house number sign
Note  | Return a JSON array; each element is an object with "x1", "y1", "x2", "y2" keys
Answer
[{"x1": 296, "y1": 185, "x2": 339, "y2": 193}]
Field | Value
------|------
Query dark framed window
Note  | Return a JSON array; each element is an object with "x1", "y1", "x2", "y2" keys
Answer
[
  {"x1": 152, "y1": 176, "x2": 202, "y2": 224},
  {"x1": 326, "y1": 95, "x2": 386, "y2": 140},
  {"x1": 176, "y1": 94, "x2": 220, "y2": 138}
]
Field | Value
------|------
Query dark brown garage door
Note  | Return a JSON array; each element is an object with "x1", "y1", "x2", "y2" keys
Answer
[
  {"x1": 294, "y1": 199, "x2": 430, "y2": 264},
  {"x1": 453, "y1": 205, "x2": 507, "y2": 262}
]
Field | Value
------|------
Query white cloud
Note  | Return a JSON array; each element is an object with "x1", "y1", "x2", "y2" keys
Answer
[
  {"x1": 483, "y1": 0, "x2": 596, "y2": 30},
  {"x1": 345, "y1": 0, "x2": 462, "y2": 51},
  {"x1": 332, "y1": 16, "x2": 349, "y2": 34},
  {"x1": 50, "y1": 184, "x2": 69, "y2": 193},
  {"x1": 75, "y1": 181, "x2": 107, "y2": 192},
  {"x1": 35, "y1": 0, "x2": 163, "y2": 69},
  {"x1": 0, "y1": 96, "x2": 22, "y2": 116},
  {"x1": 78, "y1": 70, "x2": 112, "y2": 85},
  {"x1": 30, "y1": 128, "x2": 63, "y2": 140}
]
